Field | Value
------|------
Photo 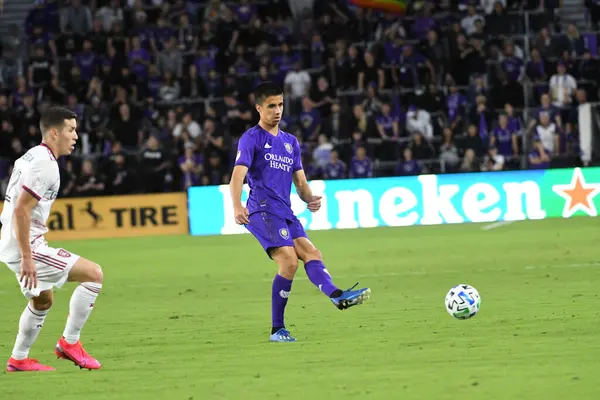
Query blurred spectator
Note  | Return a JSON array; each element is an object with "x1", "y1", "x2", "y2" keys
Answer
[
  {"x1": 74, "y1": 159, "x2": 106, "y2": 197},
  {"x1": 299, "y1": 97, "x2": 321, "y2": 141},
  {"x1": 395, "y1": 148, "x2": 421, "y2": 176},
  {"x1": 409, "y1": 132, "x2": 434, "y2": 161},
  {"x1": 111, "y1": 103, "x2": 142, "y2": 151},
  {"x1": 313, "y1": 134, "x2": 334, "y2": 169},
  {"x1": 549, "y1": 62, "x2": 577, "y2": 108},
  {"x1": 203, "y1": 152, "x2": 228, "y2": 185},
  {"x1": 406, "y1": 105, "x2": 433, "y2": 140},
  {"x1": 349, "y1": 145, "x2": 373, "y2": 178},
  {"x1": 157, "y1": 37, "x2": 184, "y2": 78},
  {"x1": 284, "y1": 62, "x2": 311, "y2": 115},
  {"x1": 140, "y1": 136, "x2": 169, "y2": 193},
  {"x1": 376, "y1": 101, "x2": 400, "y2": 139},
  {"x1": 439, "y1": 128, "x2": 461, "y2": 171},
  {"x1": 106, "y1": 153, "x2": 134, "y2": 195},
  {"x1": 529, "y1": 138, "x2": 551, "y2": 169},
  {"x1": 60, "y1": 0, "x2": 93, "y2": 35},
  {"x1": 59, "y1": 160, "x2": 77, "y2": 198},
  {"x1": 173, "y1": 112, "x2": 201, "y2": 142},
  {"x1": 461, "y1": 5, "x2": 485, "y2": 36},
  {"x1": 535, "y1": 113, "x2": 559, "y2": 155},
  {"x1": 586, "y1": 0, "x2": 600, "y2": 30},
  {"x1": 491, "y1": 114, "x2": 519, "y2": 158},
  {"x1": 480, "y1": 146, "x2": 505, "y2": 172},
  {"x1": 323, "y1": 149, "x2": 346, "y2": 180},
  {"x1": 96, "y1": 0, "x2": 125, "y2": 32},
  {"x1": 179, "y1": 144, "x2": 204, "y2": 189},
  {"x1": 460, "y1": 148, "x2": 478, "y2": 172}
]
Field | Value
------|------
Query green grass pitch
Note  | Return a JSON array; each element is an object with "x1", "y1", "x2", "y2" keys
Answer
[{"x1": 1, "y1": 218, "x2": 599, "y2": 399}]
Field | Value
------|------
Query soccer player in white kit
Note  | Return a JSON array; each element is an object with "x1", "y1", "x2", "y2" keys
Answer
[{"x1": 0, "y1": 107, "x2": 103, "y2": 372}]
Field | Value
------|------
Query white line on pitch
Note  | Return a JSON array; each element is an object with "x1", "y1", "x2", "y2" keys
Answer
[
  {"x1": 525, "y1": 262, "x2": 600, "y2": 270},
  {"x1": 481, "y1": 221, "x2": 516, "y2": 231}
]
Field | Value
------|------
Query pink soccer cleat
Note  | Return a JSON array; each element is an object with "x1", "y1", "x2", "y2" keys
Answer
[
  {"x1": 6, "y1": 357, "x2": 55, "y2": 372},
  {"x1": 54, "y1": 337, "x2": 101, "y2": 370}
]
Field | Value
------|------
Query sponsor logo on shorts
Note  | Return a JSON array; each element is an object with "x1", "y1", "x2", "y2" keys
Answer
[
  {"x1": 58, "y1": 249, "x2": 71, "y2": 258},
  {"x1": 279, "y1": 228, "x2": 289, "y2": 239},
  {"x1": 279, "y1": 290, "x2": 290, "y2": 299},
  {"x1": 284, "y1": 143, "x2": 293, "y2": 154}
]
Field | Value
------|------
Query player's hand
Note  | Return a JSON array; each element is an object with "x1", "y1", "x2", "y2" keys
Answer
[
  {"x1": 19, "y1": 257, "x2": 37, "y2": 290},
  {"x1": 307, "y1": 196, "x2": 322, "y2": 212},
  {"x1": 234, "y1": 205, "x2": 250, "y2": 225}
]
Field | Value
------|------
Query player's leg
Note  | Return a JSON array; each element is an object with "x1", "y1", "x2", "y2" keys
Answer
[
  {"x1": 7, "y1": 289, "x2": 56, "y2": 372},
  {"x1": 268, "y1": 246, "x2": 298, "y2": 342},
  {"x1": 290, "y1": 220, "x2": 371, "y2": 310},
  {"x1": 292, "y1": 236, "x2": 341, "y2": 298},
  {"x1": 55, "y1": 256, "x2": 103, "y2": 370},
  {"x1": 244, "y1": 212, "x2": 298, "y2": 342}
]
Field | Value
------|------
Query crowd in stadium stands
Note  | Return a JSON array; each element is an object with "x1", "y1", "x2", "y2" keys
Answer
[{"x1": 0, "y1": 0, "x2": 597, "y2": 198}]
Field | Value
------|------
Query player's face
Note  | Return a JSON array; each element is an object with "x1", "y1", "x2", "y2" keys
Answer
[
  {"x1": 257, "y1": 95, "x2": 283, "y2": 126},
  {"x1": 56, "y1": 118, "x2": 78, "y2": 156}
]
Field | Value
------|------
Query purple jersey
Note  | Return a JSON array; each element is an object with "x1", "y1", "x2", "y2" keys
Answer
[
  {"x1": 349, "y1": 157, "x2": 373, "y2": 178},
  {"x1": 447, "y1": 93, "x2": 466, "y2": 123},
  {"x1": 396, "y1": 160, "x2": 421, "y2": 176},
  {"x1": 494, "y1": 127, "x2": 513, "y2": 156},
  {"x1": 235, "y1": 125, "x2": 303, "y2": 219},
  {"x1": 502, "y1": 56, "x2": 523, "y2": 82},
  {"x1": 529, "y1": 149, "x2": 551, "y2": 169},
  {"x1": 536, "y1": 106, "x2": 558, "y2": 123},
  {"x1": 324, "y1": 161, "x2": 346, "y2": 179}
]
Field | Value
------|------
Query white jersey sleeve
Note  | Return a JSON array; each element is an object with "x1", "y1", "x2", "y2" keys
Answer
[{"x1": 19, "y1": 159, "x2": 60, "y2": 201}]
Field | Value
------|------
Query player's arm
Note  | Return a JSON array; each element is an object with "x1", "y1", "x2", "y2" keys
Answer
[
  {"x1": 14, "y1": 188, "x2": 40, "y2": 260},
  {"x1": 293, "y1": 169, "x2": 321, "y2": 212},
  {"x1": 292, "y1": 169, "x2": 313, "y2": 204},
  {"x1": 230, "y1": 165, "x2": 248, "y2": 207},
  {"x1": 291, "y1": 139, "x2": 321, "y2": 212},
  {"x1": 14, "y1": 188, "x2": 41, "y2": 289},
  {"x1": 231, "y1": 165, "x2": 249, "y2": 224},
  {"x1": 231, "y1": 134, "x2": 254, "y2": 224}
]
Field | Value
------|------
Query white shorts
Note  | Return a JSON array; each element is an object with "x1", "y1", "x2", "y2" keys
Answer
[{"x1": 5, "y1": 240, "x2": 80, "y2": 299}]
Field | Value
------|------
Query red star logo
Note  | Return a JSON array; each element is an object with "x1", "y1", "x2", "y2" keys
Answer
[{"x1": 552, "y1": 168, "x2": 600, "y2": 218}]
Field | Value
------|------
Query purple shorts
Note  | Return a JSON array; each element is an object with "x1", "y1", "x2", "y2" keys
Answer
[{"x1": 245, "y1": 212, "x2": 308, "y2": 257}]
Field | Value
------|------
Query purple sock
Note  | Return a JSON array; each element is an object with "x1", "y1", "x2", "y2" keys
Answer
[
  {"x1": 304, "y1": 260, "x2": 340, "y2": 297},
  {"x1": 272, "y1": 274, "x2": 292, "y2": 328}
]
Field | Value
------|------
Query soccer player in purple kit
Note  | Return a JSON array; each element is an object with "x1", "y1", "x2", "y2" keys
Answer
[{"x1": 230, "y1": 83, "x2": 371, "y2": 342}]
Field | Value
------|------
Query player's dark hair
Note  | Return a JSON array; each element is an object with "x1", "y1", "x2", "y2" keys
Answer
[
  {"x1": 39, "y1": 107, "x2": 77, "y2": 135},
  {"x1": 254, "y1": 82, "x2": 283, "y2": 105}
]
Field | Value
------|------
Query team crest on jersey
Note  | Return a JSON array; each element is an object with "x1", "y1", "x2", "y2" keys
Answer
[
  {"x1": 58, "y1": 249, "x2": 71, "y2": 258},
  {"x1": 44, "y1": 189, "x2": 58, "y2": 201},
  {"x1": 33, "y1": 178, "x2": 45, "y2": 191},
  {"x1": 279, "y1": 228, "x2": 289, "y2": 239},
  {"x1": 284, "y1": 143, "x2": 293, "y2": 154}
]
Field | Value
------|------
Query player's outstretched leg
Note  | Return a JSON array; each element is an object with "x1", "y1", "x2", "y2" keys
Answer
[
  {"x1": 54, "y1": 257, "x2": 103, "y2": 370},
  {"x1": 6, "y1": 290, "x2": 55, "y2": 372},
  {"x1": 269, "y1": 246, "x2": 298, "y2": 342},
  {"x1": 294, "y1": 237, "x2": 371, "y2": 311}
]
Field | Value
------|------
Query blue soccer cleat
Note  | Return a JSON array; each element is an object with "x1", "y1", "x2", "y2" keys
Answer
[
  {"x1": 269, "y1": 328, "x2": 297, "y2": 342},
  {"x1": 331, "y1": 283, "x2": 371, "y2": 310}
]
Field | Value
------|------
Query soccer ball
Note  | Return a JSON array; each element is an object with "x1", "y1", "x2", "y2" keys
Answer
[{"x1": 445, "y1": 284, "x2": 481, "y2": 319}]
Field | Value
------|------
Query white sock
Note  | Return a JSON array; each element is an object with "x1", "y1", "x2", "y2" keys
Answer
[
  {"x1": 62, "y1": 282, "x2": 102, "y2": 344},
  {"x1": 11, "y1": 305, "x2": 50, "y2": 360}
]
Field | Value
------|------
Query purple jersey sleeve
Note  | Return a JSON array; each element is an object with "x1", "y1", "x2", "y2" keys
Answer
[
  {"x1": 235, "y1": 133, "x2": 255, "y2": 168},
  {"x1": 292, "y1": 137, "x2": 303, "y2": 172}
]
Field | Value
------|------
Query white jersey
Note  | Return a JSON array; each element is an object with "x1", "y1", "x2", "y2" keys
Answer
[
  {"x1": 0, "y1": 144, "x2": 60, "y2": 263},
  {"x1": 535, "y1": 123, "x2": 558, "y2": 153}
]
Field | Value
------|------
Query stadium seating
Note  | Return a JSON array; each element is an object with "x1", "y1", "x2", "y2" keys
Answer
[{"x1": 0, "y1": 0, "x2": 596, "y2": 198}]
